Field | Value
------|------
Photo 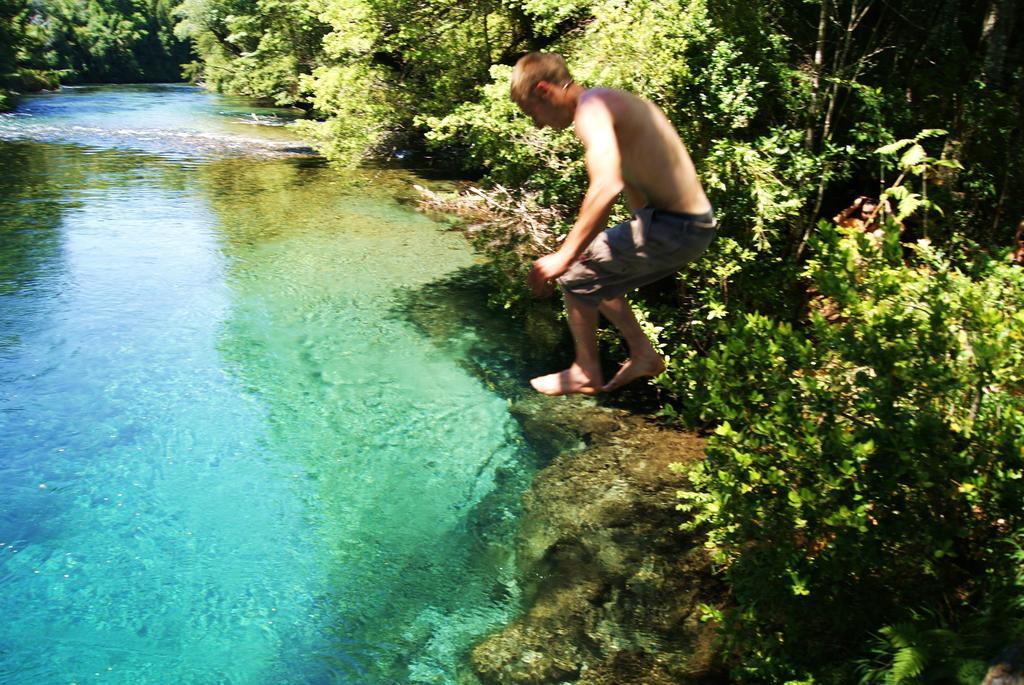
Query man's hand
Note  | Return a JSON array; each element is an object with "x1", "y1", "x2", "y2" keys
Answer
[{"x1": 527, "y1": 250, "x2": 574, "y2": 296}]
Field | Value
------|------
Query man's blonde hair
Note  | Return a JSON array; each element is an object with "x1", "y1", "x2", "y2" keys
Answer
[{"x1": 510, "y1": 52, "x2": 572, "y2": 103}]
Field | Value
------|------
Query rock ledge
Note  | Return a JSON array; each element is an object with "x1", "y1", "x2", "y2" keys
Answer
[{"x1": 471, "y1": 398, "x2": 726, "y2": 685}]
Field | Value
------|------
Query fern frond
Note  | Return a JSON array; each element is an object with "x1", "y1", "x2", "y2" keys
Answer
[{"x1": 887, "y1": 644, "x2": 926, "y2": 684}]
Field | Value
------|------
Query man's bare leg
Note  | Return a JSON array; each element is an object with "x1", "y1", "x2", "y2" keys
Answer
[
  {"x1": 530, "y1": 293, "x2": 604, "y2": 396},
  {"x1": 598, "y1": 296, "x2": 666, "y2": 392}
]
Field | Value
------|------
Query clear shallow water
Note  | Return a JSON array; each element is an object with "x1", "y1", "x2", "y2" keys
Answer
[
  {"x1": 0, "y1": 86, "x2": 538, "y2": 684},
  {"x1": 0, "y1": 84, "x2": 314, "y2": 160}
]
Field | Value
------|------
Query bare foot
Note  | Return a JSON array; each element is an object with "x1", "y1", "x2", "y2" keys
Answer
[
  {"x1": 529, "y1": 363, "x2": 602, "y2": 396},
  {"x1": 601, "y1": 354, "x2": 666, "y2": 392}
]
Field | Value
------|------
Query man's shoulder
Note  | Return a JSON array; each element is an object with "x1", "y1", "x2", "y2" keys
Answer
[
  {"x1": 579, "y1": 88, "x2": 654, "y2": 128},
  {"x1": 577, "y1": 88, "x2": 643, "y2": 130},
  {"x1": 580, "y1": 87, "x2": 640, "y2": 109}
]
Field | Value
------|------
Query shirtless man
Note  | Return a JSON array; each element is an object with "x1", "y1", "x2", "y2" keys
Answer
[{"x1": 510, "y1": 52, "x2": 716, "y2": 395}]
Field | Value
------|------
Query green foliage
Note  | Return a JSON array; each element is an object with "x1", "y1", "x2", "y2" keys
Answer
[
  {"x1": 33, "y1": 0, "x2": 191, "y2": 83},
  {"x1": 295, "y1": 61, "x2": 395, "y2": 165},
  {"x1": 176, "y1": 0, "x2": 540, "y2": 164},
  {"x1": 1, "y1": 0, "x2": 59, "y2": 97},
  {"x1": 854, "y1": 540, "x2": 1024, "y2": 684},
  {"x1": 12, "y1": 67, "x2": 58, "y2": 90},
  {"x1": 856, "y1": 617, "x2": 989, "y2": 685},
  {"x1": 423, "y1": 65, "x2": 586, "y2": 208},
  {"x1": 701, "y1": 130, "x2": 813, "y2": 251},
  {"x1": 678, "y1": 221, "x2": 1024, "y2": 681},
  {"x1": 0, "y1": 0, "x2": 24, "y2": 78},
  {"x1": 0, "y1": 0, "x2": 191, "y2": 88},
  {"x1": 175, "y1": 0, "x2": 325, "y2": 103},
  {"x1": 875, "y1": 130, "x2": 963, "y2": 226}
]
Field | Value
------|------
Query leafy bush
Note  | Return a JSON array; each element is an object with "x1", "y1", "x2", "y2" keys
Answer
[
  {"x1": 422, "y1": 64, "x2": 586, "y2": 208},
  {"x1": 677, "y1": 221, "x2": 1024, "y2": 681},
  {"x1": 294, "y1": 60, "x2": 395, "y2": 165}
]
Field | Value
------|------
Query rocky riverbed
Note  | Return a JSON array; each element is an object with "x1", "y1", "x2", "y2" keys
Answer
[{"x1": 470, "y1": 396, "x2": 727, "y2": 685}]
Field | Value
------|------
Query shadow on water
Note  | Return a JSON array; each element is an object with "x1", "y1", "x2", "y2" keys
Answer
[
  {"x1": 0, "y1": 138, "x2": 213, "y2": 296},
  {"x1": 0, "y1": 141, "x2": 105, "y2": 296},
  {"x1": 392, "y1": 261, "x2": 673, "y2": 417},
  {"x1": 391, "y1": 265, "x2": 567, "y2": 402}
]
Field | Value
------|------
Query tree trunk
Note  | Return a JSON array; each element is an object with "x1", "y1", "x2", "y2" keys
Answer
[
  {"x1": 981, "y1": 0, "x2": 1016, "y2": 88},
  {"x1": 804, "y1": 0, "x2": 830, "y2": 151}
]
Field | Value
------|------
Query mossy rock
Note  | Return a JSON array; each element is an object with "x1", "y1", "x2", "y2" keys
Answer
[{"x1": 470, "y1": 408, "x2": 727, "y2": 685}]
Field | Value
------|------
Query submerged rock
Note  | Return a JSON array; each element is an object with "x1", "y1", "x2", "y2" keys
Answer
[{"x1": 471, "y1": 398, "x2": 726, "y2": 685}]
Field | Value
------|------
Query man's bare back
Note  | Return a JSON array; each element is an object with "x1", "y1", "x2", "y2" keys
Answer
[{"x1": 579, "y1": 88, "x2": 711, "y2": 216}]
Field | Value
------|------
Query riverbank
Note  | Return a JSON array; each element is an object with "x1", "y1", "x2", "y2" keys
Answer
[
  {"x1": 468, "y1": 395, "x2": 726, "y2": 685},
  {"x1": 0, "y1": 69, "x2": 61, "y2": 111}
]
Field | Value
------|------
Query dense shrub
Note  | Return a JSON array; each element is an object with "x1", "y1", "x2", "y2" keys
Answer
[
  {"x1": 0, "y1": 0, "x2": 51, "y2": 105},
  {"x1": 174, "y1": 0, "x2": 326, "y2": 103},
  {"x1": 678, "y1": 221, "x2": 1024, "y2": 682}
]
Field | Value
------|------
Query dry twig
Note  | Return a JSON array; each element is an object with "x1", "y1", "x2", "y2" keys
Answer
[{"x1": 414, "y1": 183, "x2": 563, "y2": 257}]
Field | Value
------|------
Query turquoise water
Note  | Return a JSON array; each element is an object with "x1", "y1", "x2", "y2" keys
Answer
[
  {"x1": 0, "y1": 84, "x2": 310, "y2": 160},
  {"x1": 0, "y1": 86, "x2": 537, "y2": 683}
]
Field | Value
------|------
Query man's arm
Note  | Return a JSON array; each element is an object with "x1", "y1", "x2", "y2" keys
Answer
[{"x1": 528, "y1": 95, "x2": 623, "y2": 293}]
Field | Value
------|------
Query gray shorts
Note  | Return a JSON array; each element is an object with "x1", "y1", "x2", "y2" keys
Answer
[{"x1": 557, "y1": 206, "x2": 716, "y2": 306}]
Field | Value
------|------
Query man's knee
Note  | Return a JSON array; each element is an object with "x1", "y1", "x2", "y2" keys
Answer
[{"x1": 562, "y1": 288, "x2": 602, "y2": 310}]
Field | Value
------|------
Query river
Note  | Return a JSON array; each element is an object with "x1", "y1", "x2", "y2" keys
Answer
[{"x1": 0, "y1": 84, "x2": 547, "y2": 684}]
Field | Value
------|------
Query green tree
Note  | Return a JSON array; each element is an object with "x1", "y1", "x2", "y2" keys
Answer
[
  {"x1": 174, "y1": 0, "x2": 327, "y2": 103},
  {"x1": 39, "y1": 0, "x2": 190, "y2": 83},
  {"x1": 1, "y1": 0, "x2": 59, "y2": 107}
]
